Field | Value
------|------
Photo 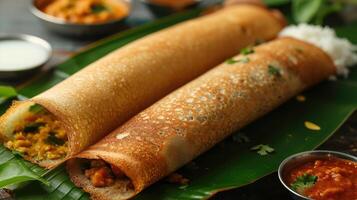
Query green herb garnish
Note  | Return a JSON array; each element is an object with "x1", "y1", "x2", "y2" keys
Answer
[
  {"x1": 226, "y1": 58, "x2": 238, "y2": 64},
  {"x1": 240, "y1": 47, "x2": 255, "y2": 55},
  {"x1": 46, "y1": 132, "x2": 65, "y2": 146},
  {"x1": 29, "y1": 104, "x2": 45, "y2": 114},
  {"x1": 251, "y1": 144, "x2": 274, "y2": 156},
  {"x1": 239, "y1": 57, "x2": 250, "y2": 63},
  {"x1": 91, "y1": 4, "x2": 108, "y2": 14},
  {"x1": 268, "y1": 65, "x2": 281, "y2": 77},
  {"x1": 291, "y1": 174, "x2": 318, "y2": 193},
  {"x1": 23, "y1": 122, "x2": 45, "y2": 133},
  {"x1": 226, "y1": 57, "x2": 250, "y2": 65}
]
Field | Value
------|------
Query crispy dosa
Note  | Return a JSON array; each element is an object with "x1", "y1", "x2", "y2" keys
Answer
[{"x1": 68, "y1": 37, "x2": 335, "y2": 200}]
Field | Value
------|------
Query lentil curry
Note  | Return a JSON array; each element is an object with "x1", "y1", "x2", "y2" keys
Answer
[{"x1": 5, "y1": 104, "x2": 68, "y2": 162}]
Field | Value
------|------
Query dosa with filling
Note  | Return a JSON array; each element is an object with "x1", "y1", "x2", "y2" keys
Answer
[
  {"x1": 0, "y1": 4, "x2": 284, "y2": 168},
  {"x1": 67, "y1": 37, "x2": 336, "y2": 200}
]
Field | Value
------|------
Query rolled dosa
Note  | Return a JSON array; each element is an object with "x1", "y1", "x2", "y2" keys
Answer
[
  {"x1": 0, "y1": 4, "x2": 284, "y2": 168},
  {"x1": 67, "y1": 37, "x2": 336, "y2": 200}
]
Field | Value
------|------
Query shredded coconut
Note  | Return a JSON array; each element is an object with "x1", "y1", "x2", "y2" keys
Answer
[{"x1": 279, "y1": 23, "x2": 357, "y2": 77}]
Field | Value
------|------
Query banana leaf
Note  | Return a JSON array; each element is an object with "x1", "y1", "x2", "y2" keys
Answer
[{"x1": 0, "y1": 6, "x2": 356, "y2": 200}]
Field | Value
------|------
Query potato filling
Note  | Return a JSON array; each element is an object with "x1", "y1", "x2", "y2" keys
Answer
[
  {"x1": 5, "y1": 104, "x2": 68, "y2": 161},
  {"x1": 84, "y1": 160, "x2": 126, "y2": 187}
]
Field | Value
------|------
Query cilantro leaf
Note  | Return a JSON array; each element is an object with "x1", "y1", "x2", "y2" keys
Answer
[
  {"x1": 28, "y1": 104, "x2": 45, "y2": 114},
  {"x1": 268, "y1": 65, "x2": 281, "y2": 77},
  {"x1": 226, "y1": 58, "x2": 238, "y2": 64},
  {"x1": 238, "y1": 57, "x2": 250, "y2": 63},
  {"x1": 240, "y1": 47, "x2": 255, "y2": 55},
  {"x1": 251, "y1": 144, "x2": 274, "y2": 156},
  {"x1": 291, "y1": 174, "x2": 318, "y2": 193}
]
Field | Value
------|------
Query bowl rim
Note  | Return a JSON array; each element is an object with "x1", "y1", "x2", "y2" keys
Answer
[
  {"x1": 278, "y1": 150, "x2": 357, "y2": 200},
  {"x1": 140, "y1": 0, "x2": 202, "y2": 7},
  {"x1": 0, "y1": 33, "x2": 52, "y2": 72},
  {"x1": 30, "y1": 0, "x2": 131, "y2": 27}
]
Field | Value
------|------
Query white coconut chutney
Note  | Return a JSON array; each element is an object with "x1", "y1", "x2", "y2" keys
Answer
[{"x1": 0, "y1": 40, "x2": 50, "y2": 71}]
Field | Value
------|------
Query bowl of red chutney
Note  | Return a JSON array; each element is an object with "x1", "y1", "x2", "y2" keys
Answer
[{"x1": 278, "y1": 150, "x2": 357, "y2": 200}]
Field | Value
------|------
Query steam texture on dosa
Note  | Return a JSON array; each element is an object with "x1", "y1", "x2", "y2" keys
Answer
[
  {"x1": 67, "y1": 37, "x2": 336, "y2": 200},
  {"x1": 0, "y1": 5, "x2": 284, "y2": 168}
]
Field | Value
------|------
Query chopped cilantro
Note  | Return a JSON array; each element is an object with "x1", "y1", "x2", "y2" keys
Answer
[
  {"x1": 29, "y1": 104, "x2": 45, "y2": 114},
  {"x1": 91, "y1": 4, "x2": 107, "y2": 13},
  {"x1": 291, "y1": 174, "x2": 318, "y2": 193},
  {"x1": 226, "y1": 57, "x2": 250, "y2": 65},
  {"x1": 239, "y1": 57, "x2": 250, "y2": 63},
  {"x1": 226, "y1": 58, "x2": 238, "y2": 64},
  {"x1": 46, "y1": 132, "x2": 65, "y2": 146},
  {"x1": 232, "y1": 132, "x2": 250, "y2": 143},
  {"x1": 23, "y1": 122, "x2": 45, "y2": 133},
  {"x1": 251, "y1": 144, "x2": 274, "y2": 155},
  {"x1": 240, "y1": 47, "x2": 255, "y2": 55},
  {"x1": 268, "y1": 65, "x2": 281, "y2": 77}
]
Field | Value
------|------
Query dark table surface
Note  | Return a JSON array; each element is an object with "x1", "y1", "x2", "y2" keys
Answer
[{"x1": 0, "y1": 0, "x2": 356, "y2": 199}]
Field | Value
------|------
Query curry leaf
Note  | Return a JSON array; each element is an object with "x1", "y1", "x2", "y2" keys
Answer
[
  {"x1": 292, "y1": 0, "x2": 324, "y2": 23},
  {"x1": 0, "y1": 159, "x2": 48, "y2": 188},
  {"x1": 23, "y1": 122, "x2": 45, "y2": 133}
]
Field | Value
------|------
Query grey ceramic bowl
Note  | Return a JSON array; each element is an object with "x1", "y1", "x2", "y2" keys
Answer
[
  {"x1": 0, "y1": 34, "x2": 52, "y2": 80},
  {"x1": 30, "y1": 0, "x2": 131, "y2": 37},
  {"x1": 278, "y1": 150, "x2": 357, "y2": 200}
]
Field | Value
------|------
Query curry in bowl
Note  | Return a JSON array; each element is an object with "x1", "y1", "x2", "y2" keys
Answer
[{"x1": 41, "y1": 0, "x2": 129, "y2": 24}]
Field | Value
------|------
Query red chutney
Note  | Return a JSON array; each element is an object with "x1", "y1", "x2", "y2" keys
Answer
[{"x1": 287, "y1": 157, "x2": 357, "y2": 200}]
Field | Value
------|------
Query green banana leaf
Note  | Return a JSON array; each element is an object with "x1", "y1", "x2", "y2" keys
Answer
[{"x1": 0, "y1": 6, "x2": 356, "y2": 200}]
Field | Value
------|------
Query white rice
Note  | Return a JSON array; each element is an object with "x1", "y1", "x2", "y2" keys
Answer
[{"x1": 279, "y1": 23, "x2": 357, "y2": 78}]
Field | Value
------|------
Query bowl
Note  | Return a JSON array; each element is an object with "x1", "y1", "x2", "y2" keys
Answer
[
  {"x1": 30, "y1": 0, "x2": 131, "y2": 37},
  {"x1": 141, "y1": 0, "x2": 202, "y2": 17},
  {"x1": 278, "y1": 150, "x2": 357, "y2": 200},
  {"x1": 0, "y1": 34, "x2": 52, "y2": 80}
]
